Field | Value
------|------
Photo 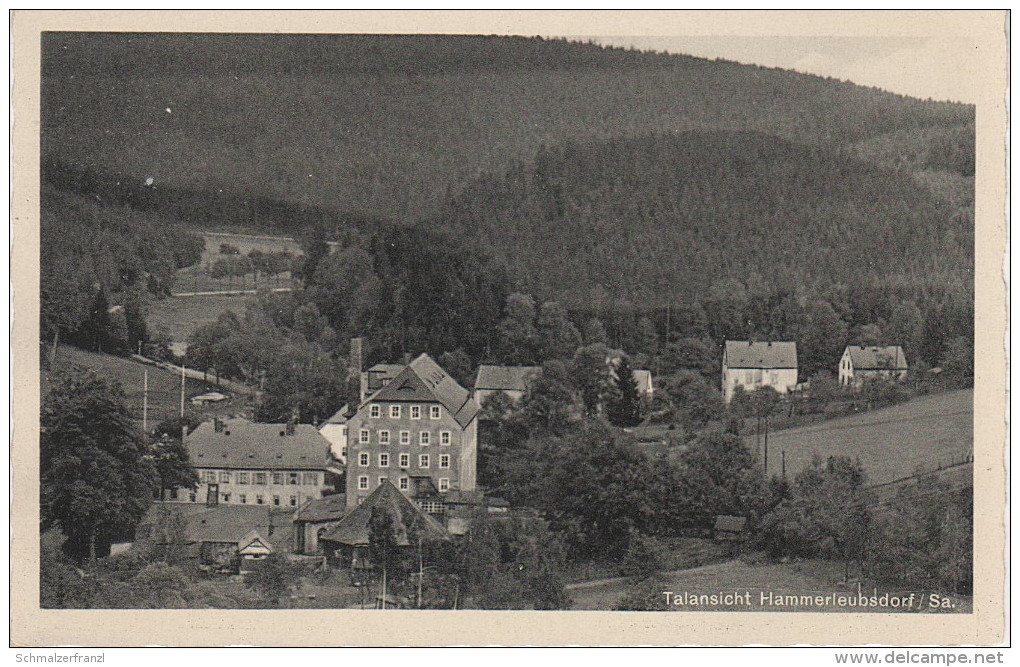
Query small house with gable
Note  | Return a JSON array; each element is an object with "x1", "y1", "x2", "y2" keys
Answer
[
  {"x1": 722, "y1": 340, "x2": 798, "y2": 403},
  {"x1": 473, "y1": 364, "x2": 543, "y2": 406},
  {"x1": 839, "y1": 345, "x2": 909, "y2": 388}
]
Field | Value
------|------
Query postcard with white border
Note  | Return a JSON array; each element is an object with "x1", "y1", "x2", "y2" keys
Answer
[{"x1": 10, "y1": 10, "x2": 1008, "y2": 647}]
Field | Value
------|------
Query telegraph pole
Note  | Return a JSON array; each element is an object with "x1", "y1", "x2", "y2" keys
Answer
[
  {"x1": 180, "y1": 362, "x2": 186, "y2": 417},
  {"x1": 142, "y1": 369, "x2": 149, "y2": 435}
]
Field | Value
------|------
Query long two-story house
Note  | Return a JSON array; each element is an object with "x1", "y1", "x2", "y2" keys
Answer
[{"x1": 180, "y1": 417, "x2": 333, "y2": 509}]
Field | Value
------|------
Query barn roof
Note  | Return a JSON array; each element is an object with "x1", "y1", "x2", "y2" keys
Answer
[
  {"x1": 724, "y1": 341, "x2": 798, "y2": 369},
  {"x1": 474, "y1": 365, "x2": 542, "y2": 392},
  {"x1": 186, "y1": 418, "x2": 331, "y2": 471},
  {"x1": 294, "y1": 493, "x2": 349, "y2": 523},
  {"x1": 322, "y1": 405, "x2": 350, "y2": 425},
  {"x1": 846, "y1": 345, "x2": 909, "y2": 370},
  {"x1": 139, "y1": 502, "x2": 295, "y2": 551},
  {"x1": 319, "y1": 480, "x2": 449, "y2": 547},
  {"x1": 369, "y1": 354, "x2": 480, "y2": 427}
]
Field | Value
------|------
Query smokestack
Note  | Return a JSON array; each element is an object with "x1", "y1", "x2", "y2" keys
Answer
[{"x1": 350, "y1": 337, "x2": 363, "y2": 379}]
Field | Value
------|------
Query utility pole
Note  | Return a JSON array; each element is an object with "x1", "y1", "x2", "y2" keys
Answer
[
  {"x1": 417, "y1": 536, "x2": 423, "y2": 609},
  {"x1": 781, "y1": 449, "x2": 786, "y2": 480},
  {"x1": 180, "y1": 362, "x2": 186, "y2": 418},
  {"x1": 142, "y1": 369, "x2": 149, "y2": 435}
]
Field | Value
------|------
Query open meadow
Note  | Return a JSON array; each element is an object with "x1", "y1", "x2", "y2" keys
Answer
[
  {"x1": 756, "y1": 389, "x2": 973, "y2": 485},
  {"x1": 147, "y1": 293, "x2": 257, "y2": 349},
  {"x1": 45, "y1": 346, "x2": 247, "y2": 429}
]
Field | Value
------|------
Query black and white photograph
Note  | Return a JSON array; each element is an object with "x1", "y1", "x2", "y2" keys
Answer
[{"x1": 12, "y1": 9, "x2": 1007, "y2": 648}]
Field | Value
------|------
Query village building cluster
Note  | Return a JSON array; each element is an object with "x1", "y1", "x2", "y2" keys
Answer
[{"x1": 144, "y1": 336, "x2": 909, "y2": 574}]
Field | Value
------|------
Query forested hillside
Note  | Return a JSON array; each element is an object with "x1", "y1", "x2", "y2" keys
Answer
[
  {"x1": 40, "y1": 186, "x2": 204, "y2": 357},
  {"x1": 439, "y1": 131, "x2": 973, "y2": 310},
  {"x1": 40, "y1": 34, "x2": 974, "y2": 386},
  {"x1": 41, "y1": 34, "x2": 972, "y2": 227}
]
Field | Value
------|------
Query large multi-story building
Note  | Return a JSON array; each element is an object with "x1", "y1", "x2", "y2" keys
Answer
[
  {"x1": 180, "y1": 417, "x2": 333, "y2": 509},
  {"x1": 721, "y1": 340, "x2": 798, "y2": 403},
  {"x1": 345, "y1": 354, "x2": 480, "y2": 510}
]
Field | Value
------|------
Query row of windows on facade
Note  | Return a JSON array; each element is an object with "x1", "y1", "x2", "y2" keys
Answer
[
  {"x1": 357, "y1": 429, "x2": 453, "y2": 446},
  {"x1": 198, "y1": 470, "x2": 321, "y2": 485},
  {"x1": 732, "y1": 370, "x2": 785, "y2": 384},
  {"x1": 222, "y1": 492, "x2": 302, "y2": 506},
  {"x1": 357, "y1": 452, "x2": 451, "y2": 469},
  {"x1": 357, "y1": 475, "x2": 451, "y2": 493},
  {"x1": 369, "y1": 404, "x2": 443, "y2": 420},
  {"x1": 162, "y1": 488, "x2": 301, "y2": 507}
]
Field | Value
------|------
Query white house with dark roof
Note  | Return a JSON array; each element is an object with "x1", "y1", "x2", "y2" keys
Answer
[
  {"x1": 722, "y1": 340, "x2": 798, "y2": 403},
  {"x1": 181, "y1": 417, "x2": 332, "y2": 509},
  {"x1": 346, "y1": 353, "x2": 480, "y2": 510},
  {"x1": 319, "y1": 404, "x2": 351, "y2": 463},
  {"x1": 473, "y1": 364, "x2": 543, "y2": 405},
  {"x1": 839, "y1": 345, "x2": 909, "y2": 388}
]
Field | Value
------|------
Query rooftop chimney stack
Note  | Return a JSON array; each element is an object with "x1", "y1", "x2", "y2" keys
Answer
[{"x1": 349, "y1": 337, "x2": 363, "y2": 380}]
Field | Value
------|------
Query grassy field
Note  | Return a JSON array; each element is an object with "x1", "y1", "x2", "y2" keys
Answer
[
  {"x1": 147, "y1": 293, "x2": 257, "y2": 348},
  {"x1": 171, "y1": 232, "x2": 308, "y2": 295},
  {"x1": 45, "y1": 346, "x2": 248, "y2": 430},
  {"x1": 570, "y1": 558, "x2": 971, "y2": 612},
  {"x1": 756, "y1": 390, "x2": 973, "y2": 485}
]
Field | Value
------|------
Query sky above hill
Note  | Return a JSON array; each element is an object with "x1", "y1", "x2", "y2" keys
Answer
[{"x1": 588, "y1": 36, "x2": 984, "y2": 104}]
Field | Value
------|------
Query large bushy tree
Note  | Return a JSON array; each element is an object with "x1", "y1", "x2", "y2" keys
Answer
[{"x1": 41, "y1": 367, "x2": 159, "y2": 561}]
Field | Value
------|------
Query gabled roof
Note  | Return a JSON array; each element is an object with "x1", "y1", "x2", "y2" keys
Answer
[
  {"x1": 846, "y1": 345, "x2": 909, "y2": 370},
  {"x1": 140, "y1": 502, "x2": 295, "y2": 551},
  {"x1": 237, "y1": 529, "x2": 274, "y2": 555},
  {"x1": 186, "y1": 418, "x2": 331, "y2": 471},
  {"x1": 474, "y1": 365, "x2": 542, "y2": 392},
  {"x1": 369, "y1": 354, "x2": 480, "y2": 427},
  {"x1": 323, "y1": 405, "x2": 350, "y2": 425},
  {"x1": 294, "y1": 493, "x2": 349, "y2": 523},
  {"x1": 367, "y1": 363, "x2": 405, "y2": 375},
  {"x1": 724, "y1": 341, "x2": 798, "y2": 369},
  {"x1": 609, "y1": 363, "x2": 654, "y2": 394},
  {"x1": 319, "y1": 480, "x2": 449, "y2": 547},
  {"x1": 632, "y1": 370, "x2": 653, "y2": 395}
]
